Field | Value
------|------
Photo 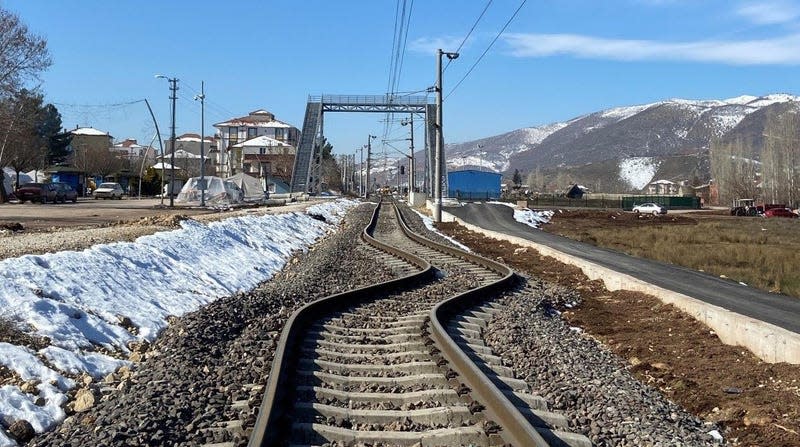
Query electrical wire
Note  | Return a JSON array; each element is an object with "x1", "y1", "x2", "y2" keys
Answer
[
  {"x1": 444, "y1": 0, "x2": 493, "y2": 73},
  {"x1": 446, "y1": 0, "x2": 527, "y2": 100}
]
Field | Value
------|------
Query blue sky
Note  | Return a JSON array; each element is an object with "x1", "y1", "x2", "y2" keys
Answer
[{"x1": 7, "y1": 0, "x2": 800, "y2": 156}]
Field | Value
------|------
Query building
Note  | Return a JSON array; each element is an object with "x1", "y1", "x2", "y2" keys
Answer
[
  {"x1": 447, "y1": 170, "x2": 501, "y2": 200},
  {"x1": 232, "y1": 135, "x2": 295, "y2": 183},
  {"x1": 68, "y1": 127, "x2": 113, "y2": 155},
  {"x1": 165, "y1": 133, "x2": 219, "y2": 176},
  {"x1": 645, "y1": 179, "x2": 685, "y2": 195},
  {"x1": 213, "y1": 109, "x2": 299, "y2": 177},
  {"x1": 111, "y1": 138, "x2": 154, "y2": 159}
]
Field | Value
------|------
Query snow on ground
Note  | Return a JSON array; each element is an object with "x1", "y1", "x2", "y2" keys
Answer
[
  {"x1": 522, "y1": 122, "x2": 568, "y2": 145},
  {"x1": 0, "y1": 199, "x2": 358, "y2": 446},
  {"x1": 411, "y1": 209, "x2": 471, "y2": 252},
  {"x1": 488, "y1": 201, "x2": 553, "y2": 229},
  {"x1": 618, "y1": 157, "x2": 659, "y2": 190}
]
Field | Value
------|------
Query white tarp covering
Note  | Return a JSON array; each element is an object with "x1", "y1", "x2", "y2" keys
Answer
[
  {"x1": 228, "y1": 173, "x2": 267, "y2": 202},
  {"x1": 2, "y1": 168, "x2": 34, "y2": 198},
  {"x1": 176, "y1": 176, "x2": 242, "y2": 205}
]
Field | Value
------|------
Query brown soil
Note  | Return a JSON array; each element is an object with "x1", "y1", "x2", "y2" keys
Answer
[{"x1": 438, "y1": 221, "x2": 800, "y2": 447}]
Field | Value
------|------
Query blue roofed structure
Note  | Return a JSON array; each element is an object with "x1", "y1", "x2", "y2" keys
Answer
[{"x1": 447, "y1": 170, "x2": 501, "y2": 200}]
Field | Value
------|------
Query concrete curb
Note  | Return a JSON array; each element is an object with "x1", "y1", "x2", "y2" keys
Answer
[{"x1": 442, "y1": 210, "x2": 800, "y2": 365}]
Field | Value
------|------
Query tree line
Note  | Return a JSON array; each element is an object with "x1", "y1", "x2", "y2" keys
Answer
[{"x1": 711, "y1": 109, "x2": 800, "y2": 208}]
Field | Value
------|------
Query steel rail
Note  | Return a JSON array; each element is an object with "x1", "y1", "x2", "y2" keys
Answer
[
  {"x1": 392, "y1": 203, "x2": 551, "y2": 446},
  {"x1": 248, "y1": 201, "x2": 434, "y2": 447},
  {"x1": 249, "y1": 199, "x2": 550, "y2": 446}
]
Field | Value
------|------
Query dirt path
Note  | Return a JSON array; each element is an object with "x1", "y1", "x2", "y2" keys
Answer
[{"x1": 438, "y1": 221, "x2": 800, "y2": 447}]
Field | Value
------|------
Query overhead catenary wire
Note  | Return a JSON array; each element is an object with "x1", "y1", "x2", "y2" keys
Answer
[
  {"x1": 446, "y1": 0, "x2": 527, "y2": 100},
  {"x1": 444, "y1": 0, "x2": 493, "y2": 73}
]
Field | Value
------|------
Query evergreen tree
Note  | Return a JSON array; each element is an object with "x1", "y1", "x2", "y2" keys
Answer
[
  {"x1": 512, "y1": 169, "x2": 522, "y2": 187},
  {"x1": 37, "y1": 103, "x2": 71, "y2": 164}
]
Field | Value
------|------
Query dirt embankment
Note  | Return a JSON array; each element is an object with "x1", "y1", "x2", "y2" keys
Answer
[{"x1": 438, "y1": 221, "x2": 800, "y2": 447}]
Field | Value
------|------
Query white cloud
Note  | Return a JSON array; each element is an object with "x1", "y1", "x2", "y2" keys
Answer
[
  {"x1": 504, "y1": 32, "x2": 800, "y2": 65},
  {"x1": 408, "y1": 36, "x2": 466, "y2": 54},
  {"x1": 736, "y1": 0, "x2": 800, "y2": 25}
]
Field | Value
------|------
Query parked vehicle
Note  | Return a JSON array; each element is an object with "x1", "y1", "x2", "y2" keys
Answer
[
  {"x1": 730, "y1": 198, "x2": 759, "y2": 216},
  {"x1": 632, "y1": 202, "x2": 667, "y2": 215},
  {"x1": 14, "y1": 183, "x2": 58, "y2": 204},
  {"x1": 93, "y1": 182, "x2": 124, "y2": 200},
  {"x1": 763, "y1": 207, "x2": 798, "y2": 218},
  {"x1": 52, "y1": 182, "x2": 78, "y2": 203}
]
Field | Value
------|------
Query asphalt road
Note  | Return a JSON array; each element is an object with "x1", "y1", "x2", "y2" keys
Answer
[
  {"x1": 0, "y1": 198, "x2": 215, "y2": 230},
  {"x1": 446, "y1": 202, "x2": 800, "y2": 335}
]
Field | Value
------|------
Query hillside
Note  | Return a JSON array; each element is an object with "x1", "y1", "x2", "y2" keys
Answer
[{"x1": 443, "y1": 94, "x2": 800, "y2": 192}]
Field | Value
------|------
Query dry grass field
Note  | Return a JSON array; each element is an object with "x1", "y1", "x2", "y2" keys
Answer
[{"x1": 543, "y1": 210, "x2": 800, "y2": 298}]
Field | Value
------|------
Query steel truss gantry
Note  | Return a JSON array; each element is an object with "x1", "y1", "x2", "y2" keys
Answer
[{"x1": 289, "y1": 95, "x2": 439, "y2": 195}]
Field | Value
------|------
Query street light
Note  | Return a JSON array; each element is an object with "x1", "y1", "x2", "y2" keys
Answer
[
  {"x1": 476, "y1": 144, "x2": 485, "y2": 171},
  {"x1": 193, "y1": 81, "x2": 206, "y2": 207},
  {"x1": 433, "y1": 49, "x2": 458, "y2": 222},
  {"x1": 155, "y1": 74, "x2": 178, "y2": 207}
]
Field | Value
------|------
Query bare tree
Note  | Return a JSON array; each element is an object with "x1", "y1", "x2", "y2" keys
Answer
[
  {"x1": 762, "y1": 110, "x2": 800, "y2": 207},
  {"x1": 0, "y1": 89, "x2": 47, "y2": 188},
  {"x1": 710, "y1": 138, "x2": 760, "y2": 205},
  {"x1": 0, "y1": 8, "x2": 51, "y2": 97}
]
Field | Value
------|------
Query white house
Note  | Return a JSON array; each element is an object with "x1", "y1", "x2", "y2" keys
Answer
[{"x1": 213, "y1": 110, "x2": 299, "y2": 177}]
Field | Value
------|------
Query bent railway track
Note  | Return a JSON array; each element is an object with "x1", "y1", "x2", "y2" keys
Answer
[{"x1": 248, "y1": 199, "x2": 590, "y2": 446}]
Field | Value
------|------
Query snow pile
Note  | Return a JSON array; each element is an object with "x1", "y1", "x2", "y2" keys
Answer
[
  {"x1": 0, "y1": 199, "x2": 358, "y2": 445},
  {"x1": 618, "y1": 157, "x2": 659, "y2": 190},
  {"x1": 489, "y1": 201, "x2": 553, "y2": 229},
  {"x1": 411, "y1": 209, "x2": 471, "y2": 252}
]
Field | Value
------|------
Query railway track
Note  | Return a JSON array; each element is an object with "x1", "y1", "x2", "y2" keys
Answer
[{"x1": 249, "y1": 199, "x2": 590, "y2": 446}]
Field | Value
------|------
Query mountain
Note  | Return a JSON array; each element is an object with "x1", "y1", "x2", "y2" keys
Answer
[{"x1": 443, "y1": 94, "x2": 800, "y2": 192}]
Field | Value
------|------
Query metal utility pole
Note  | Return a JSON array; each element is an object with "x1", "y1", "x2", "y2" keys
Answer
[
  {"x1": 359, "y1": 146, "x2": 364, "y2": 197},
  {"x1": 401, "y1": 114, "x2": 415, "y2": 202},
  {"x1": 477, "y1": 144, "x2": 485, "y2": 171},
  {"x1": 194, "y1": 81, "x2": 206, "y2": 206},
  {"x1": 365, "y1": 134, "x2": 376, "y2": 198},
  {"x1": 434, "y1": 49, "x2": 458, "y2": 222},
  {"x1": 143, "y1": 98, "x2": 165, "y2": 205},
  {"x1": 156, "y1": 74, "x2": 179, "y2": 207}
]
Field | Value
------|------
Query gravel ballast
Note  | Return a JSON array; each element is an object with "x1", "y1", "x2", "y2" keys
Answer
[
  {"x1": 10, "y1": 201, "x2": 727, "y2": 446},
  {"x1": 483, "y1": 281, "x2": 723, "y2": 446},
  {"x1": 30, "y1": 204, "x2": 391, "y2": 447}
]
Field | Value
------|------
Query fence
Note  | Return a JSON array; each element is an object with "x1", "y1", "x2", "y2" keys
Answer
[{"x1": 518, "y1": 194, "x2": 701, "y2": 210}]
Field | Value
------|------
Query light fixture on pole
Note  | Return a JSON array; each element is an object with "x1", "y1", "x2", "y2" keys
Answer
[
  {"x1": 193, "y1": 81, "x2": 206, "y2": 207},
  {"x1": 476, "y1": 144, "x2": 485, "y2": 171},
  {"x1": 434, "y1": 49, "x2": 458, "y2": 222},
  {"x1": 155, "y1": 74, "x2": 178, "y2": 207}
]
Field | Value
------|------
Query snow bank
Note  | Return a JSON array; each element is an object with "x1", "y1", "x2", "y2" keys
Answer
[
  {"x1": 488, "y1": 201, "x2": 553, "y2": 229},
  {"x1": 410, "y1": 209, "x2": 471, "y2": 252},
  {"x1": 0, "y1": 199, "x2": 358, "y2": 445}
]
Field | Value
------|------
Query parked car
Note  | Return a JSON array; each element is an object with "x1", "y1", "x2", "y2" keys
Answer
[
  {"x1": 632, "y1": 202, "x2": 667, "y2": 215},
  {"x1": 763, "y1": 207, "x2": 798, "y2": 218},
  {"x1": 14, "y1": 183, "x2": 58, "y2": 204},
  {"x1": 52, "y1": 182, "x2": 78, "y2": 203},
  {"x1": 93, "y1": 182, "x2": 124, "y2": 200}
]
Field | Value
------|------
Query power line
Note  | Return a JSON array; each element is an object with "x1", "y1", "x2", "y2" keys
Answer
[
  {"x1": 444, "y1": 0, "x2": 493, "y2": 73},
  {"x1": 446, "y1": 0, "x2": 527, "y2": 100}
]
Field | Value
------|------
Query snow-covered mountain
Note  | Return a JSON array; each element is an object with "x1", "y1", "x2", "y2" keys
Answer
[{"x1": 443, "y1": 94, "x2": 800, "y2": 192}]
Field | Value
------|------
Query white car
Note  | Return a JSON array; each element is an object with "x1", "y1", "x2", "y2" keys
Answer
[
  {"x1": 632, "y1": 202, "x2": 667, "y2": 215},
  {"x1": 93, "y1": 182, "x2": 124, "y2": 200}
]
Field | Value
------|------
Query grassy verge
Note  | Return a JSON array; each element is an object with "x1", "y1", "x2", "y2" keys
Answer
[{"x1": 546, "y1": 214, "x2": 800, "y2": 298}]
